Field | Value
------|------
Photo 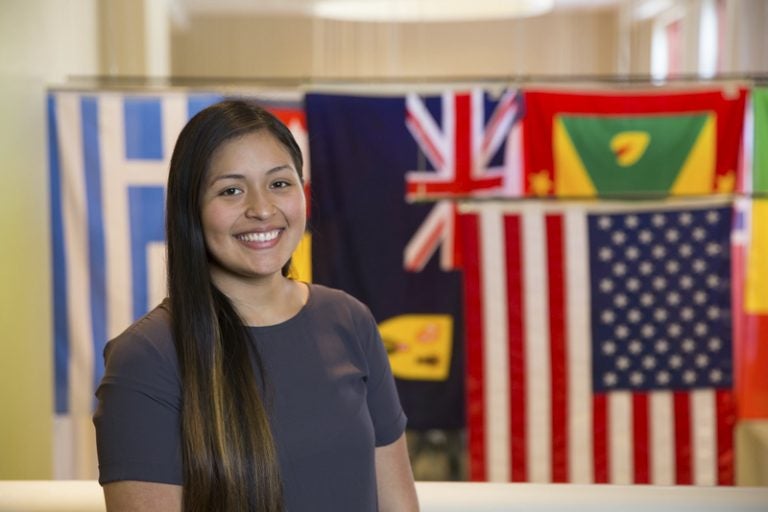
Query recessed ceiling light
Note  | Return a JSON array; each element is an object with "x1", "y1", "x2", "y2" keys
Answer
[{"x1": 313, "y1": 0, "x2": 555, "y2": 22}]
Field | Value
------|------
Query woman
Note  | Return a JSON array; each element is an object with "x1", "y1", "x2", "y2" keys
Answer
[{"x1": 93, "y1": 99, "x2": 419, "y2": 512}]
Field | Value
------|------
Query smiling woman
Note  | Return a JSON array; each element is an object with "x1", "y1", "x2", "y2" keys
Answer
[{"x1": 92, "y1": 99, "x2": 419, "y2": 512}]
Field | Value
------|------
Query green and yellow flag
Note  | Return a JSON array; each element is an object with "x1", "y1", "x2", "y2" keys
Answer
[
  {"x1": 523, "y1": 88, "x2": 748, "y2": 197},
  {"x1": 555, "y1": 113, "x2": 716, "y2": 196}
]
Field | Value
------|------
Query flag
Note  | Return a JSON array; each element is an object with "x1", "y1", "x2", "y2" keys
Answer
[
  {"x1": 747, "y1": 90, "x2": 768, "y2": 321},
  {"x1": 523, "y1": 88, "x2": 747, "y2": 197},
  {"x1": 732, "y1": 87, "x2": 768, "y2": 419},
  {"x1": 404, "y1": 88, "x2": 523, "y2": 202},
  {"x1": 460, "y1": 200, "x2": 736, "y2": 485},
  {"x1": 752, "y1": 88, "x2": 768, "y2": 194},
  {"x1": 732, "y1": 199, "x2": 768, "y2": 420},
  {"x1": 306, "y1": 89, "x2": 521, "y2": 429},
  {"x1": 47, "y1": 90, "x2": 308, "y2": 478}
]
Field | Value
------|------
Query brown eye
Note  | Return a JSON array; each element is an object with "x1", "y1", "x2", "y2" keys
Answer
[
  {"x1": 271, "y1": 180, "x2": 291, "y2": 189},
  {"x1": 221, "y1": 187, "x2": 242, "y2": 196}
]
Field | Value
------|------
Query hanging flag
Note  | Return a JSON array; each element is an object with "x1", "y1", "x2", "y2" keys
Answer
[
  {"x1": 460, "y1": 200, "x2": 736, "y2": 485},
  {"x1": 752, "y1": 88, "x2": 768, "y2": 194},
  {"x1": 404, "y1": 88, "x2": 523, "y2": 201},
  {"x1": 47, "y1": 90, "x2": 308, "y2": 478},
  {"x1": 733, "y1": 87, "x2": 768, "y2": 419},
  {"x1": 306, "y1": 89, "x2": 521, "y2": 429},
  {"x1": 732, "y1": 199, "x2": 768, "y2": 420},
  {"x1": 523, "y1": 87, "x2": 747, "y2": 197},
  {"x1": 747, "y1": 90, "x2": 768, "y2": 320}
]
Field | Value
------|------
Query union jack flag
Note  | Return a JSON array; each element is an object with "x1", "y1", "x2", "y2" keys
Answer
[{"x1": 404, "y1": 89, "x2": 523, "y2": 272}]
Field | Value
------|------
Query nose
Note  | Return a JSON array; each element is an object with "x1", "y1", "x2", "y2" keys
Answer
[{"x1": 244, "y1": 191, "x2": 276, "y2": 219}]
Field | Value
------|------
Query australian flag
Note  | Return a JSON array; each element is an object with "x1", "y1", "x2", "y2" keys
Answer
[{"x1": 305, "y1": 89, "x2": 521, "y2": 429}]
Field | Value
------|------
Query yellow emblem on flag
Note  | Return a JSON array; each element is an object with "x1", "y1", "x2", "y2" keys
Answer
[
  {"x1": 715, "y1": 170, "x2": 736, "y2": 194},
  {"x1": 610, "y1": 131, "x2": 650, "y2": 167},
  {"x1": 378, "y1": 314, "x2": 453, "y2": 381},
  {"x1": 529, "y1": 170, "x2": 554, "y2": 196}
]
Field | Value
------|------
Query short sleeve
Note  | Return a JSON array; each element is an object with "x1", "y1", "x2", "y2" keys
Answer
[
  {"x1": 93, "y1": 314, "x2": 184, "y2": 485},
  {"x1": 355, "y1": 305, "x2": 408, "y2": 447}
]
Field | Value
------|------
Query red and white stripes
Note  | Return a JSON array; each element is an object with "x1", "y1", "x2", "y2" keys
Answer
[{"x1": 461, "y1": 201, "x2": 735, "y2": 485}]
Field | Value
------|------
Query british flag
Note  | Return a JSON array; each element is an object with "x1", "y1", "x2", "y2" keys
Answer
[{"x1": 403, "y1": 89, "x2": 523, "y2": 272}]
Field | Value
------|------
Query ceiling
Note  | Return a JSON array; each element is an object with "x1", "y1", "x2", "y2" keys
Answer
[{"x1": 177, "y1": 0, "x2": 624, "y2": 16}]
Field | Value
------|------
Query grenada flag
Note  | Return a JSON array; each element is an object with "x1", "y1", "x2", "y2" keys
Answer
[{"x1": 523, "y1": 87, "x2": 748, "y2": 198}]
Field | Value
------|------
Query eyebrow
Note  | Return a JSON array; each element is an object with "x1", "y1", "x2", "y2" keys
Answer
[{"x1": 208, "y1": 165, "x2": 294, "y2": 184}]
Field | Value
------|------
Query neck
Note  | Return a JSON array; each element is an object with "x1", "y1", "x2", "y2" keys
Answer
[{"x1": 211, "y1": 272, "x2": 307, "y2": 327}]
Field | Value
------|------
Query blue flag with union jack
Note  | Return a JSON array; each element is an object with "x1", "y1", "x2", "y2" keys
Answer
[{"x1": 306, "y1": 89, "x2": 522, "y2": 429}]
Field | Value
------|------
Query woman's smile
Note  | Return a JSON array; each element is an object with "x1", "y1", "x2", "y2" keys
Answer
[{"x1": 236, "y1": 229, "x2": 282, "y2": 245}]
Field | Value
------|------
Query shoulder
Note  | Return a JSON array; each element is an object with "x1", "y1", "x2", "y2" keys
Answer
[
  {"x1": 307, "y1": 283, "x2": 375, "y2": 326},
  {"x1": 304, "y1": 284, "x2": 382, "y2": 357},
  {"x1": 309, "y1": 284, "x2": 377, "y2": 334},
  {"x1": 101, "y1": 301, "x2": 179, "y2": 388},
  {"x1": 105, "y1": 301, "x2": 174, "y2": 359}
]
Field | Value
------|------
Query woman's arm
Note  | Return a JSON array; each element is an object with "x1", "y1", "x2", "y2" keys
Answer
[
  {"x1": 103, "y1": 481, "x2": 182, "y2": 512},
  {"x1": 375, "y1": 432, "x2": 420, "y2": 512}
]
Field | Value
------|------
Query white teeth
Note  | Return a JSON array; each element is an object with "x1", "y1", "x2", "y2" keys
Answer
[{"x1": 238, "y1": 230, "x2": 279, "y2": 243}]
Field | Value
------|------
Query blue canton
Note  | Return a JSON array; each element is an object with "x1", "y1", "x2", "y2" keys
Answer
[{"x1": 589, "y1": 206, "x2": 733, "y2": 392}]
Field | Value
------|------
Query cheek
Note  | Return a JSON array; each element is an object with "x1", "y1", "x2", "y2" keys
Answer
[
  {"x1": 294, "y1": 203, "x2": 308, "y2": 232},
  {"x1": 283, "y1": 193, "x2": 307, "y2": 228},
  {"x1": 201, "y1": 204, "x2": 232, "y2": 240},
  {"x1": 296, "y1": 194, "x2": 308, "y2": 220}
]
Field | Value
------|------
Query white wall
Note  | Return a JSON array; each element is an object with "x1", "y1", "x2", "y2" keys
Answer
[{"x1": 0, "y1": 0, "x2": 99, "y2": 479}]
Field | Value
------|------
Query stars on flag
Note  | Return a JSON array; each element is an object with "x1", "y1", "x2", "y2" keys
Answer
[
  {"x1": 528, "y1": 170, "x2": 553, "y2": 196},
  {"x1": 589, "y1": 205, "x2": 733, "y2": 392}
]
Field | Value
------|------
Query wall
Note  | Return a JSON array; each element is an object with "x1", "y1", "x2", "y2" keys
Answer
[
  {"x1": 170, "y1": 9, "x2": 619, "y2": 79},
  {"x1": 722, "y1": 0, "x2": 768, "y2": 74},
  {"x1": 0, "y1": 0, "x2": 99, "y2": 479},
  {"x1": 97, "y1": 0, "x2": 147, "y2": 76}
]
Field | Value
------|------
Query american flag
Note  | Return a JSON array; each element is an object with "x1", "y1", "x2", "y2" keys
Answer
[{"x1": 460, "y1": 200, "x2": 736, "y2": 485}]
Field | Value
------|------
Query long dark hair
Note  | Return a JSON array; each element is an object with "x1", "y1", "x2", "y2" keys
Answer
[{"x1": 166, "y1": 99, "x2": 303, "y2": 512}]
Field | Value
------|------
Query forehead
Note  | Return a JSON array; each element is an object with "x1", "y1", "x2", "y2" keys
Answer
[{"x1": 207, "y1": 130, "x2": 295, "y2": 177}]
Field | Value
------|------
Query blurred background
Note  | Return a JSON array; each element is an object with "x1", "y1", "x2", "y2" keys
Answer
[{"x1": 1, "y1": 0, "x2": 766, "y2": 485}]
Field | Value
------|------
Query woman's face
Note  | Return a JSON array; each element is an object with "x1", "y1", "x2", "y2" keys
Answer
[{"x1": 200, "y1": 130, "x2": 306, "y2": 286}]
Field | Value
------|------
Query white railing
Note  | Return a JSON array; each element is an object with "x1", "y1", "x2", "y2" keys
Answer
[{"x1": 0, "y1": 481, "x2": 766, "y2": 511}]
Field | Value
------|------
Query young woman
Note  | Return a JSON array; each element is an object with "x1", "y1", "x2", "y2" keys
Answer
[{"x1": 93, "y1": 99, "x2": 419, "y2": 512}]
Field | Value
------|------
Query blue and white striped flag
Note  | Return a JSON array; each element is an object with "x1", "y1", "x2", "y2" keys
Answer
[{"x1": 48, "y1": 91, "x2": 224, "y2": 477}]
